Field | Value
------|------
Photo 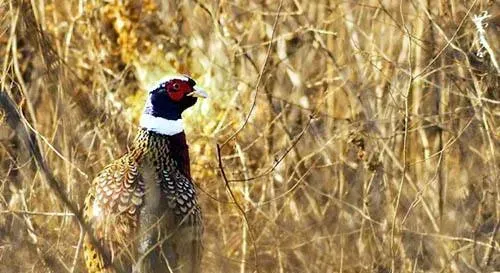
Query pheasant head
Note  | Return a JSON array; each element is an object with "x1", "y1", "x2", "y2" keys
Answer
[{"x1": 140, "y1": 75, "x2": 208, "y2": 135}]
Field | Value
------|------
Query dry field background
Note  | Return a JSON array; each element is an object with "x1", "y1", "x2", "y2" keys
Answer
[{"x1": 0, "y1": 0, "x2": 499, "y2": 272}]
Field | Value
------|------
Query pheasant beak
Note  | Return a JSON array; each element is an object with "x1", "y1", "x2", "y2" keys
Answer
[{"x1": 187, "y1": 86, "x2": 208, "y2": 98}]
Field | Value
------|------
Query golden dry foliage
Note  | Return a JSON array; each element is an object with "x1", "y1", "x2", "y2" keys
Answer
[{"x1": 0, "y1": 0, "x2": 499, "y2": 272}]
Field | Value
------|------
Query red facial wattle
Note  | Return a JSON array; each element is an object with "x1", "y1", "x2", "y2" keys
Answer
[
  {"x1": 167, "y1": 80, "x2": 191, "y2": 102},
  {"x1": 168, "y1": 90, "x2": 184, "y2": 102}
]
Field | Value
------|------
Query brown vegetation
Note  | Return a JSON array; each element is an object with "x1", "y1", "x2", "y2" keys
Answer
[{"x1": 0, "y1": 0, "x2": 499, "y2": 272}]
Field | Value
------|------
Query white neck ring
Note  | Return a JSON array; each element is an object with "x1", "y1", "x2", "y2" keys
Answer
[{"x1": 139, "y1": 113, "x2": 184, "y2": 136}]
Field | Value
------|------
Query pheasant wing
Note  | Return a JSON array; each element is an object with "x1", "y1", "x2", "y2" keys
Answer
[
  {"x1": 83, "y1": 155, "x2": 144, "y2": 273},
  {"x1": 159, "y1": 167, "x2": 203, "y2": 273}
]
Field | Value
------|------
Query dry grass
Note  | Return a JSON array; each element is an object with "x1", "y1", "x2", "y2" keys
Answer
[{"x1": 0, "y1": 0, "x2": 499, "y2": 272}]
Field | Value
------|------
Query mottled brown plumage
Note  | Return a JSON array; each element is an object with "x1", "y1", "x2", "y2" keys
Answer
[
  {"x1": 84, "y1": 130, "x2": 202, "y2": 273},
  {"x1": 83, "y1": 75, "x2": 206, "y2": 273}
]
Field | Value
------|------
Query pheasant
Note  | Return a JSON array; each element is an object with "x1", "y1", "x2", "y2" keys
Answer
[{"x1": 83, "y1": 75, "x2": 207, "y2": 273}]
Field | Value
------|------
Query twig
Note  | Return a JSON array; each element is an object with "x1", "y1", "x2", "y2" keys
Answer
[
  {"x1": 0, "y1": 90, "x2": 122, "y2": 273},
  {"x1": 391, "y1": 3, "x2": 413, "y2": 271},
  {"x1": 70, "y1": 222, "x2": 84, "y2": 273},
  {"x1": 0, "y1": 210, "x2": 75, "y2": 216},
  {"x1": 228, "y1": 117, "x2": 312, "y2": 183},
  {"x1": 221, "y1": 0, "x2": 283, "y2": 147},
  {"x1": 216, "y1": 144, "x2": 259, "y2": 273},
  {"x1": 472, "y1": 11, "x2": 500, "y2": 73},
  {"x1": 414, "y1": 0, "x2": 478, "y2": 79},
  {"x1": 482, "y1": 218, "x2": 499, "y2": 267}
]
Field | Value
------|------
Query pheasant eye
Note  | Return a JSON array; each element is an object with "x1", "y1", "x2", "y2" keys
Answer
[{"x1": 172, "y1": 83, "x2": 180, "y2": 90}]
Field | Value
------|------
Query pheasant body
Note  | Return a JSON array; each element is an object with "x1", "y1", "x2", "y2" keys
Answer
[{"x1": 83, "y1": 76, "x2": 206, "y2": 273}]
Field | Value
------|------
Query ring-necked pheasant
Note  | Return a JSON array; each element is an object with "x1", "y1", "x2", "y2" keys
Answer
[{"x1": 83, "y1": 75, "x2": 207, "y2": 273}]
